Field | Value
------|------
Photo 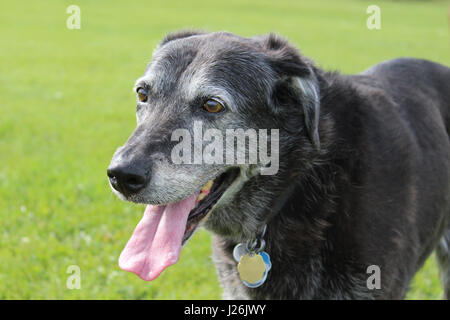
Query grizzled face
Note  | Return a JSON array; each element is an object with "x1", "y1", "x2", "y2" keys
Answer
[
  {"x1": 107, "y1": 31, "x2": 320, "y2": 282},
  {"x1": 109, "y1": 32, "x2": 275, "y2": 203}
]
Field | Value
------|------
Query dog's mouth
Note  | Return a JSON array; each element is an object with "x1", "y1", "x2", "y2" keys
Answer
[
  {"x1": 118, "y1": 167, "x2": 241, "y2": 281},
  {"x1": 183, "y1": 167, "x2": 240, "y2": 244}
]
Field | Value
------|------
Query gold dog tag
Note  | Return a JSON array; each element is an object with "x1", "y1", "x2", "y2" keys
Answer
[{"x1": 237, "y1": 253, "x2": 266, "y2": 283}]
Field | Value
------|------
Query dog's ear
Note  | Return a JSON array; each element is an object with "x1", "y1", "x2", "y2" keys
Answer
[
  {"x1": 291, "y1": 76, "x2": 320, "y2": 150},
  {"x1": 260, "y1": 34, "x2": 320, "y2": 149},
  {"x1": 159, "y1": 30, "x2": 206, "y2": 47}
]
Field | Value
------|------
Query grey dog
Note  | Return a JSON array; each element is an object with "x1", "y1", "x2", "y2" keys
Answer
[{"x1": 107, "y1": 31, "x2": 450, "y2": 299}]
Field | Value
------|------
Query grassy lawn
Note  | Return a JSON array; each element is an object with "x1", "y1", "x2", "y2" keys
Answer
[{"x1": 0, "y1": 0, "x2": 448, "y2": 299}]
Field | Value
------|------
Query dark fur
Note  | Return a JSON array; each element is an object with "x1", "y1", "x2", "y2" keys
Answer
[{"x1": 109, "y1": 31, "x2": 450, "y2": 299}]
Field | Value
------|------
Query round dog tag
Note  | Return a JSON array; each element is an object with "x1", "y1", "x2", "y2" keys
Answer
[
  {"x1": 233, "y1": 232, "x2": 272, "y2": 288},
  {"x1": 237, "y1": 253, "x2": 266, "y2": 284}
]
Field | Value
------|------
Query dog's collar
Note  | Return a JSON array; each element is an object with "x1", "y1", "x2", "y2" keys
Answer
[{"x1": 231, "y1": 170, "x2": 298, "y2": 288}]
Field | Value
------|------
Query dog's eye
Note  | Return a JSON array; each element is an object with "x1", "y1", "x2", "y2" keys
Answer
[
  {"x1": 203, "y1": 99, "x2": 224, "y2": 113},
  {"x1": 137, "y1": 87, "x2": 148, "y2": 103}
]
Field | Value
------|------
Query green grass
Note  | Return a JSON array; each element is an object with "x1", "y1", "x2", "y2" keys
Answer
[{"x1": 0, "y1": 0, "x2": 448, "y2": 299}]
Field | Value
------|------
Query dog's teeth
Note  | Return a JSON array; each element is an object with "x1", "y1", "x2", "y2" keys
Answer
[
  {"x1": 201, "y1": 180, "x2": 213, "y2": 192},
  {"x1": 197, "y1": 193, "x2": 207, "y2": 202},
  {"x1": 197, "y1": 180, "x2": 213, "y2": 202}
]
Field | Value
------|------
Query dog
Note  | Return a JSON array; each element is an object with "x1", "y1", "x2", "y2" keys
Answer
[{"x1": 107, "y1": 30, "x2": 450, "y2": 299}]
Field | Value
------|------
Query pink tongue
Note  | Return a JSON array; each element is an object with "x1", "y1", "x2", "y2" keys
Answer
[{"x1": 118, "y1": 193, "x2": 198, "y2": 281}]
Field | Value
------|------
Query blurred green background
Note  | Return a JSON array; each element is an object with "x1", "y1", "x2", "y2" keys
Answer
[{"x1": 0, "y1": 0, "x2": 448, "y2": 299}]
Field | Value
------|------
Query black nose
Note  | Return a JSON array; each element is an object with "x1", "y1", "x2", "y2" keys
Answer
[{"x1": 107, "y1": 164, "x2": 149, "y2": 197}]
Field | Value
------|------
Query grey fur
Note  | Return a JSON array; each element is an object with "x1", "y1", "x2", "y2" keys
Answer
[{"x1": 108, "y1": 31, "x2": 450, "y2": 299}]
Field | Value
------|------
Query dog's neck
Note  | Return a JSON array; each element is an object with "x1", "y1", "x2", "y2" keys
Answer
[
  {"x1": 212, "y1": 72, "x2": 366, "y2": 299},
  {"x1": 214, "y1": 141, "x2": 349, "y2": 299}
]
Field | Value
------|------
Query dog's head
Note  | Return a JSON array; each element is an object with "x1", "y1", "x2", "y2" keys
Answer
[{"x1": 107, "y1": 31, "x2": 321, "y2": 281}]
